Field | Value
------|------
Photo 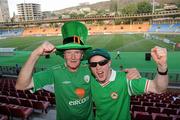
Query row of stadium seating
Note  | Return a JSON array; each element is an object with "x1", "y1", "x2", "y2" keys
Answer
[
  {"x1": 132, "y1": 111, "x2": 180, "y2": 120},
  {"x1": 22, "y1": 27, "x2": 60, "y2": 36},
  {"x1": 148, "y1": 24, "x2": 180, "y2": 33},
  {"x1": 0, "y1": 102, "x2": 33, "y2": 120},
  {"x1": 0, "y1": 65, "x2": 46, "y2": 76},
  {"x1": 0, "y1": 77, "x2": 55, "y2": 119},
  {"x1": 0, "y1": 23, "x2": 180, "y2": 37},
  {"x1": 131, "y1": 93, "x2": 180, "y2": 120},
  {"x1": 0, "y1": 29, "x2": 23, "y2": 37},
  {"x1": 0, "y1": 78, "x2": 55, "y2": 104},
  {"x1": 87, "y1": 23, "x2": 150, "y2": 33},
  {"x1": 0, "y1": 77, "x2": 179, "y2": 120}
]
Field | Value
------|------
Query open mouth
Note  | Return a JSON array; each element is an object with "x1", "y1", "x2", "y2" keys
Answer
[{"x1": 97, "y1": 71, "x2": 104, "y2": 78}]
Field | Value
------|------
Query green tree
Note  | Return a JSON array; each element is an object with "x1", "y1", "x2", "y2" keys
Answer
[
  {"x1": 177, "y1": 3, "x2": 180, "y2": 8},
  {"x1": 121, "y1": 3, "x2": 137, "y2": 14},
  {"x1": 77, "y1": 13, "x2": 85, "y2": 18},
  {"x1": 137, "y1": 1, "x2": 152, "y2": 13},
  {"x1": 110, "y1": 0, "x2": 118, "y2": 12},
  {"x1": 69, "y1": 13, "x2": 78, "y2": 18}
]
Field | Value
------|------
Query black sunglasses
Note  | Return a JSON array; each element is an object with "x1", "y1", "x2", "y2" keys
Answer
[{"x1": 89, "y1": 59, "x2": 109, "y2": 67}]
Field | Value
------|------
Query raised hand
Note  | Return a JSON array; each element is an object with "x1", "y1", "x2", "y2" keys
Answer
[
  {"x1": 123, "y1": 68, "x2": 141, "y2": 80},
  {"x1": 33, "y1": 41, "x2": 56, "y2": 56},
  {"x1": 151, "y1": 46, "x2": 167, "y2": 72}
]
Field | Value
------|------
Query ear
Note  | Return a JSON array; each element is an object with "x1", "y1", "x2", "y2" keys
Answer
[
  {"x1": 109, "y1": 60, "x2": 112, "y2": 67},
  {"x1": 81, "y1": 54, "x2": 84, "y2": 59}
]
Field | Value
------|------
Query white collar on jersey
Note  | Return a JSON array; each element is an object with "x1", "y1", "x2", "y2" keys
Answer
[
  {"x1": 100, "y1": 69, "x2": 116, "y2": 87},
  {"x1": 109, "y1": 69, "x2": 116, "y2": 82}
]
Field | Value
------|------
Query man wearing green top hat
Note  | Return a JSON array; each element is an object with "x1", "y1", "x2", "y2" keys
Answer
[{"x1": 15, "y1": 21, "x2": 141, "y2": 120}]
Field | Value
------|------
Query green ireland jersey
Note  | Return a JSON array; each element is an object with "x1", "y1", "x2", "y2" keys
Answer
[
  {"x1": 91, "y1": 70, "x2": 149, "y2": 120},
  {"x1": 33, "y1": 64, "x2": 94, "y2": 120}
]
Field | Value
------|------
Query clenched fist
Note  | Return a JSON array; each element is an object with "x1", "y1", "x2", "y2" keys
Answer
[
  {"x1": 33, "y1": 41, "x2": 56, "y2": 56},
  {"x1": 151, "y1": 46, "x2": 167, "y2": 72}
]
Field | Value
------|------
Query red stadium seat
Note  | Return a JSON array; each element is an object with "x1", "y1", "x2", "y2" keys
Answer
[
  {"x1": 0, "y1": 114, "x2": 8, "y2": 120},
  {"x1": 150, "y1": 99, "x2": 160, "y2": 103},
  {"x1": 0, "y1": 104, "x2": 11, "y2": 118},
  {"x1": 9, "y1": 92, "x2": 19, "y2": 98},
  {"x1": 9, "y1": 105, "x2": 33, "y2": 120},
  {"x1": 37, "y1": 95, "x2": 48, "y2": 101},
  {"x1": 146, "y1": 106, "x2": 161, "y2": 114},
  {"x1": 18, "y1": 93, "x2": 27, "y2": 99},
  {"x1": 134, "y1": 112, "x2": 153, "y2": 120},
  {"x1": 170, "y1": 115, "x2": 180, "y2": 120},
  {"x1": 142, "y1": 102, "x2": 154, "y2": 107},
  {"x1": 0, "y1": 96, "x2": 9, "y2": 104},
  {"x1": 48, "y1": 97, "x2": 56, "y2": 105},
  {"x1": 1, "y1": 91, "x2": 9, "y2": 96},
  {"x1": 152, "y1": 113, "x2": 168, "y2": 120},
  {"x1": 31, "y1": 100, "x2": 50, "y2": 113},
  {"x1": 168, "y1": 103, "x2": 180, "y2": 109},
  {"x1": 50, "y1": 92, "x2": 55, "y2": 97},
  {"x1": 174, "y1": 99, "x2": 180, "y2": 104},
  {"x1": 27, "y1": 94, "x2": 37, "y2": 100},
  {"x1": 132, "y1": 105, "x2": 146, "y2": 112},
  {"x1": 131, "y1": 97, "x2": 139, "y2": 102},
  {"x1": 140, "y1": 98, "x2": 149, "y2": 102},
  {"x1": 130, "y1": 101, "x2": 141, "y2": 106},
  {"x1": 162, "y1": 100, "x2": 172, "y2": 104},
  {"x1": 162, "y1": 108, "x2": 177, "y2": 116},
  {"x1": 155, "y1": 115, "x2": 173, "y2": 120},
  {"x1": 155, "y1": 103, "x2": 167, "y2": 108},
  {"x1": 19, "y1": 99, "x2": 33, "y2": 108},
  {"x1": 41, "y1": 91, "x2": 51, "y2": 97},
  {"x1": 8, "y1": 97, "x2": 21, "y2": 105}
]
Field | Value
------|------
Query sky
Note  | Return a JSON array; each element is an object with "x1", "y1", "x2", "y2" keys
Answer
[{"x1": 8, "y1": 0, "x2": 108, "y2": 17}]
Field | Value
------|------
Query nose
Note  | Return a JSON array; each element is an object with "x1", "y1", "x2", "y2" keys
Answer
[
  {"x1": 71, "y1": 53, "x2": 76, "y2": 59},
  {"x1": 96, "y1": 64, "x2": 101, "y2": 70}
]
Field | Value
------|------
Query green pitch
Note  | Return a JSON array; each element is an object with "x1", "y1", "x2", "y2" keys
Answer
[
  {"x1": 0, "y1": 34, "x2": 179, "y2": 51},
  {"x1": 0, "y1": 34, "x2": 180, "y2": 83}
]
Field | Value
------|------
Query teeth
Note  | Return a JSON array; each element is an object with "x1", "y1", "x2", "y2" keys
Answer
[{"x1": 97, "y1": 71, "x2": 103, "y2": 74}]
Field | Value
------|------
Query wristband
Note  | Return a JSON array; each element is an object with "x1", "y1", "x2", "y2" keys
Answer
[{"x1": 157, "y1": 68, "x2": 168, "y2": 75}]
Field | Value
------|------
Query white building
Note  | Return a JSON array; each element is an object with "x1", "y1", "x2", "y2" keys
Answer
[
  {"x1": 17, "y1": 3, "x2": 42, "y2": 21},
  {"x1": 0, "y1": 0, "x2": 10, "y2": 22}
]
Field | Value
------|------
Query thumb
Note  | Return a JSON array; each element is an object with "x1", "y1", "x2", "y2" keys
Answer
[{"x1": 122, "y1": 69, "x2": 129, "y2": 73}]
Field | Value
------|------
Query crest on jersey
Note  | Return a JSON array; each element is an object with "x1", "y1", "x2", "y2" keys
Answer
[
  {"x1": 84, "y1": 75, "x2": 90, "y2": 83},
  {"x1": 111, "y1": 92, "x2": 118, "y2": 99}
]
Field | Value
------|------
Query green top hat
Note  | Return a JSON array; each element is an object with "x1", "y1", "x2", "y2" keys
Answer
[{"x1": 56, "y1": 21, "x2": 91, "y2": 56}]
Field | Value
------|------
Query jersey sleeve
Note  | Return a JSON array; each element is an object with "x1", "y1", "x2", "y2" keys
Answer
[
  {"x1": 127, "y1": 77, "x2": 150, "y2": 96},
  {"x1": 32, "y1": 68, "x2": 54, "y2": 92}
]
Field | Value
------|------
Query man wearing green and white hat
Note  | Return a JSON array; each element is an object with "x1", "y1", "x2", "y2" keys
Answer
[
  {"x1": 16, "y1": 21, "x2": 141, "y2": 120},
  {"x1": 87, "y1": 48, "x2": 168, "y2": 120},
  {"x1": 16, "y1": 21, "x2": 95, "y2": 120}
]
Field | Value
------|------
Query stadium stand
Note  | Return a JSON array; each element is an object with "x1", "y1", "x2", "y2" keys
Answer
[
  {"x1": 130, "y1": 92, "x2": 180, "y2": 120},
  {"x1": 148, "y1": 23, "x2": 180, "y2": 33},
  {"x1": 88, "y1": 23, "x2": 150, "y2": 34},
  {"x1": 0, "y1": 77, "x2": 54, "y2": 119},
  {"x1": 0, "y1": 48, "x2": 16, "y2": 56},
  {"x1": 1, "y1": 22, "x2": 179, "y2": 37},
  {"x1": 0, "y1": 11, "x2": 179, "y2": 120},
  {"x1": 22, "y1": 27, "x2": 60, "y2": 36},
  {"x1": 0, "y1": 29, "x2": 23, "y2": 37}
]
